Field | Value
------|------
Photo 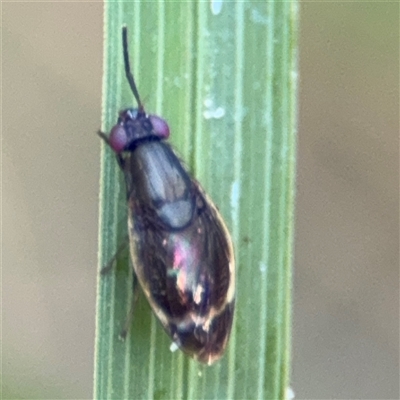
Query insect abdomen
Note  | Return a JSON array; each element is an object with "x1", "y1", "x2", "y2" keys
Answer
[{"x1": 125, "y1": 140, "x2": 235, "y2": 364}]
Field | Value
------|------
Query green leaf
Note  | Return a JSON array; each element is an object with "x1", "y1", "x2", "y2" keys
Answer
[{"x1": 94, "y1": 1, "x2": 298, "y2": 399}]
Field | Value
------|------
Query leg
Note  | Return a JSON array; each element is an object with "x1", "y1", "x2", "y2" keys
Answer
[
  {"x1": 116, "y1": 154, "x2": 125, "y2": 170},
  {"x1": 119, "y1": 272, "x2": 140, "y2": 340},
  {"x1": 100, "y1": 236, "x2": 129, "y2": 275}
]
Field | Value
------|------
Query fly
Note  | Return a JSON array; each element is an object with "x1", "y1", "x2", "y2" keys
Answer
[{"x1": 98, "y1": 26, "x2": 235, "y2": 365}]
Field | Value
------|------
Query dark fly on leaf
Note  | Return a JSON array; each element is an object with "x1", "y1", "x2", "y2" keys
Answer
[{"x1": 98, "y1": 26, "x2": 235, "y2": 365}]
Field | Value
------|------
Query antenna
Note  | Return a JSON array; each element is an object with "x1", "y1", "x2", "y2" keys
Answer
[{"x1": 122, "y1": 26, "x2": 143, "y2": 111}]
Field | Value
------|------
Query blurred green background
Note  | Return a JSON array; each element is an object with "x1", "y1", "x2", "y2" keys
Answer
[{"x1": 3, "y1": 2, "x2": 398, "y2": 399}]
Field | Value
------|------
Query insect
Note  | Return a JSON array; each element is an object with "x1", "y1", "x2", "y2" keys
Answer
[{"x1": 98, "y1": 26, "x2": 235, "y2": 365}]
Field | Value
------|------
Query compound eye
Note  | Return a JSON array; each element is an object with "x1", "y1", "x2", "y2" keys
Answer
[
  {"x1": 109, "y1": 124, "x2": 128, "y2": 153},
  {"x1": 149, "y1": 115, "x2": 170, "y2": 139}
]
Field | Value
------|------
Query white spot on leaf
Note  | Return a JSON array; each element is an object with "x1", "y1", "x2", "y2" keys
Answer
[
  {"x1": 230, "y1": 180, "x2": 240, "y2": 213},
  {"x1": 259, "y1": 262, "x2": 267, "y2": 273},
  {"x1": 286, "y1": 387, "x2": 295, "y2": 400},
  {"x1": 203, "y1": 98, "x2": 226, "y2": 120},
  {"x1": 210, "y1": 0, "x2": 223, "y2": 15}
]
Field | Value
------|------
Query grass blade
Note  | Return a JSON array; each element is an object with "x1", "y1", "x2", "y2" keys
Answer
[{"x1": 94, "y1": 2, "x2": 298, "y2": 399}]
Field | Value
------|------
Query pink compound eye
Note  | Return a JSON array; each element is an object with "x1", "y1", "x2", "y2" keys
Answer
[
  {"x1": 109, "y1": 124, "x2": 128, "y2": 153},
  {"x1": 149, "y1": 115, "x2": 170, "y2": 139}
]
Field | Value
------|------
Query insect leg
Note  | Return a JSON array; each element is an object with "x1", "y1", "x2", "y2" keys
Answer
[
  {"x1": 100, "y1": 236, "x2": 129, "y2": 275},
  {"x1": 119, "y1": 272, "x2": 139, "y2": 339}
]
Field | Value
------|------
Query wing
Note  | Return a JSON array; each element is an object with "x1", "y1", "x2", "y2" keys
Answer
[{"x1": 127, "y1": 180, "x2": 235, "y2": 365}]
